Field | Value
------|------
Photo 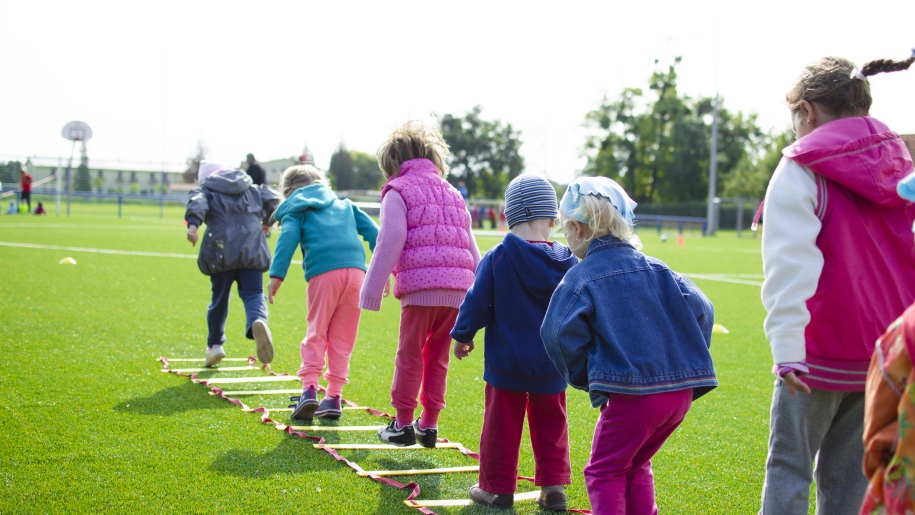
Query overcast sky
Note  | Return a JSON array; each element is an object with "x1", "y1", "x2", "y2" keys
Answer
[{"x1": 1, "y1": 0, "x2": 913, "y2": 184}]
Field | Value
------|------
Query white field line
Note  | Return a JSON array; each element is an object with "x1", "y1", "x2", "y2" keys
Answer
[
  {"x1": 0, "y1": 223, "x2": 180, "y2": 230},
  {"x1": 686, "y1": 273, "x2": 763, "y2": 287},
  {"x1": 0, "y1": 241, "x2": 304, "y2": 265}
]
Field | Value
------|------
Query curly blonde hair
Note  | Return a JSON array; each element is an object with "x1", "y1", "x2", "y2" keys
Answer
[
  {"x1": 560, "y1": 194, "x2": 642, "y2": 250},
  {"x1": 376, "y1": 120, "x2": 450, "y2": 180},
  {"x1": 279, "y1": 165, "x2": 326, "y2": 198}
]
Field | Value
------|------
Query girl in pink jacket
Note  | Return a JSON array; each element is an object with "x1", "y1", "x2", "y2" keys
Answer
[
  {"x1": 760, "y1": 51, "x2": 915, "y2": 515},
  {"x1": 361, "y1": 121, "x2": 481, "y2": 448}
]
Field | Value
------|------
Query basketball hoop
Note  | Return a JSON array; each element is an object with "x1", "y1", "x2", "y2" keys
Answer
[{"x1": 61, "y1": 121, "x2": 93, "y2": 142}]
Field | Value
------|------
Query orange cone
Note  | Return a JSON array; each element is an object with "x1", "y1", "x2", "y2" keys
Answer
[{"x1": 677, "y1": 235, "x2": 684, "y2": 246}]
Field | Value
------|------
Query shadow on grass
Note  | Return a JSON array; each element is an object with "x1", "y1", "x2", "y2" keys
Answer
[
  {"x1": 113, "y1": 380, "x2": 232, "y2": 415},
  {"x1": 210, "y1": 433, "x2": 346, "y2": 478}
]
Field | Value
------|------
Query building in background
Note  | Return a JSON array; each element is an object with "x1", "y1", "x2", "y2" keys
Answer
[{"x1": 13, "y1": 157, "x2": 186, "y2": 195}]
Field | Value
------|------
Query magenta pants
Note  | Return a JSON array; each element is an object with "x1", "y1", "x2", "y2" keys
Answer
[
  {"x1": 479, "y1": 384, "x2": 572, "y2": 494},
  {"x1": 584, "y1": 389, "x2": 692, "y2": 515},
  {"x1": 297, "y1": 268, "x2": 365, "y2": 397},
  {"x1": 390, "y1": 305, "x2": 458, "y2": 427}
]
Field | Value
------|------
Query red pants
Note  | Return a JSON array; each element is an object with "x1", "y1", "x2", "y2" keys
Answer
[
  {"x1": 479, "y1": 384, "x2": 572, "y2": 494},
  {"x1": 390, "y1": 305, "x2": 458, "y2": 427}
]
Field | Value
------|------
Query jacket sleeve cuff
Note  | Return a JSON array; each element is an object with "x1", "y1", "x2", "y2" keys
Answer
[{"x1": 360, "y1": 296, "x2": 382, "y2": 311}]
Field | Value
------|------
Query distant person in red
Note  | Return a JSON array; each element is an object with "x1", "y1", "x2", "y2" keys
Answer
[
  {"x1": 19, "y1": 169, "x2": 32, "y2": 213},
  {"x1": 34, "y1": 202, "x2": 46, "y2": 215},
  {"x1": 245, "y1": 154, "x2": 266, "y2": 186}
]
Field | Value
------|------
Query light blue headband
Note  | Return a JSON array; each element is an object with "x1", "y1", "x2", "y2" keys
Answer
[
  {"x1": 898, "y1": 170, "x2": 915, "y2": 202},
  {"x1": 560, "y1": 176, "x2": 637, "y2": 225}
]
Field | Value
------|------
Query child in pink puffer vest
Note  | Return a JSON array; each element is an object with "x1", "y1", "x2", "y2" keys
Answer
[{"x1": 361, "y1": 120, "x2": 481, "y2": 448}]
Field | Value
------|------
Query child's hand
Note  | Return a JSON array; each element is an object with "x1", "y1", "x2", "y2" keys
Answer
[
  {"x1": 261, "y1": 224, "x2": 271, "y2": 237},
  {"x1": 453, "y1": 340, "x2": 474, "y2": 360},
  {"x1": 267, "y1": 277, "x2": 282, "y2": 304},
  {"x1": 382, "y1": 276, "x2": 392, "y2": 298},
  {"x1": 782, "y1": 371, "x2": 811, "y2": 396},
  {"x1": 187, "y1": 225, "x2": 198, "y2": 246}
]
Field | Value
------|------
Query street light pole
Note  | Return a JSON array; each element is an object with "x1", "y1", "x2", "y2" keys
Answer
[{"x1": 706, "y1": 92, "x2": 719, "y2": 235}]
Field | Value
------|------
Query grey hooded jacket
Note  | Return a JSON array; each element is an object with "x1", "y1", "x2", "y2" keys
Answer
[{"x1": 184, "y1": 170, "x2": 280, "y2": 275}]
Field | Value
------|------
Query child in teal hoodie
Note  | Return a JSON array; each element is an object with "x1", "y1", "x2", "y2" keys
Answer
[{"x1": 267, "y1": 165, "x2": 379, "y2": 420}]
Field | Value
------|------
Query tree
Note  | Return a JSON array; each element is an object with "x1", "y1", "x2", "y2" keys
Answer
[
  {"x1": 351, "y1": 151, "x2": 383, "y2": 190},
  {"x1": 1, "y1": 161, "x2": 22, "y2": 186},
  {"x1": 582, "y1": 58, "x2": 767, "y2": 204},
  {"x1": 183, "y1": 140, "x2": 207, "y2": 184},
  {"x1": 74, "y1": 142, "x2": 91, "y2": 192},
  {"x1": 440, "y1": 105, "x2": 525, "y2": 199},
  {"x1": 722, "y1": 129, "x2": 793, "y2": 200},
  {"x1": 328, "y1": 143, "x2": 355, "y2": 190}
]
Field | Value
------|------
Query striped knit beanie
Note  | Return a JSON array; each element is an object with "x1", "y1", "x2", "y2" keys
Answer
[{"x1": 503, "y1": 175, "x2": 558, "y2": 228}]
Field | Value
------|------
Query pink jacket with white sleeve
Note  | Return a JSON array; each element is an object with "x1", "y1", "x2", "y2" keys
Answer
[{"x1": 762, "y1": 116, "x2": 915, "y2": 391}]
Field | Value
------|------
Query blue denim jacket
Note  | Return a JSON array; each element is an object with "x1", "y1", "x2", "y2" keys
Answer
[{"x1": 541, "y1": 235, "x2": 717, "y2": 407}]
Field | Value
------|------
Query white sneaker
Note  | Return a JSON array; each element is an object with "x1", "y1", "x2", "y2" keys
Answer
[
  {"x1": 205, "y1": 344, "x2": 226, "y2": 367},
  {"x1": 251, "y1": 319, "x2": 273, "y2": 364}
]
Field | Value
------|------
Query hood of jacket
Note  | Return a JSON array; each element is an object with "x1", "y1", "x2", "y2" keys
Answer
[
  {"x1": 201, "y1": 170, "x2": 253, "y2": 195},
  {"x1": 274, "y1": 183, "x2": 337, "y2": 220},
  {"x1": 502, "y1": 231, "x2": 577, "y2": 301},
  {"x1": 783, "y1": 116, "x2": 914, "y2": 208}
]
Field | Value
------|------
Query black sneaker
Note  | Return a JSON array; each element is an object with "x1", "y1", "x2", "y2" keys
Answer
[
  {"x1": 537, "y1": 485, "x2": 568, "y2": 511},
  {"x1": 412, "y1": 419, "x2": 437, "y2": 448},
  {"x1": 469, "y1": 484, "x2": 513, "y2": 510},
  {"x1": 315, "y1": 396, "x2": 342, "y2": 420},
  {"x1": 377, "y1": 419, "x2": 416, "y2": 447},
  {"x1": 290, "y1": 386, "x2": 318, "y2": 420}
]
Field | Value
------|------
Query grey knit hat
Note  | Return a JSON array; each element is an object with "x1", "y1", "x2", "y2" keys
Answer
[{"x1": 503, "y1": 175, "x2": 558, "y2": 228}]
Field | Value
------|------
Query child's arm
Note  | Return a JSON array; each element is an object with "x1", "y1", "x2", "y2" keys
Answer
[
  {"x1": 675, "y1": 273, "x2": 714, "y2": 347},
  {"x1": 352, "y1": 204, "x2": 380, "y2": 252},
  {"x1": 450, "y1": 249, "x2": 498, "y2": 358},
  {"x1": 761, "y1": 157, "x2": 822, "y2": 393},
  {"x1": 260, "y1": 186, "x2": 281, "y2": 225},
  {"x1": 185, "y1": 188, "x2": 208, "y2": 246},
  {"x1": 266, "y1": 213, "x2": 303, "y2": 303},
  {"x1": 540, "y1": 283, "x2": 593, "y2": 390},
  {"x1": 360, "y1": 192, "x2": 407, "y2": 311}
]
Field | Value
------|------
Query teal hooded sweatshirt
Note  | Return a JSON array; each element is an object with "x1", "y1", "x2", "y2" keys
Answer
[{"x1": 269, "y1": 183, "x2": 379, "y2": 282}]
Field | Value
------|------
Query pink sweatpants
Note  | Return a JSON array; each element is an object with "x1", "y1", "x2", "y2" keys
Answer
[
  {"x1": 479, "y1": 384, "x2": 572, "y2": 494},
  {"x1": 584, "y1": 389, "x2": 692, "y2": 515},
  {"x1": 297, "y1": 268, "x2": 365, "y2": 398},
  {"x1": 390, "y1": 305, "x2": 458, "y2": 427}
]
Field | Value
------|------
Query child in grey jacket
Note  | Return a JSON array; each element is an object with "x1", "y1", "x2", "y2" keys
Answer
[{"x1": 185, "y1": 160, "x2": 280, "y2": 367}]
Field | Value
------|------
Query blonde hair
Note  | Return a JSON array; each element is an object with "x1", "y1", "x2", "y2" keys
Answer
[
  {"x1": 787, "y1": 54, "x2": 914, "y2": 117},
  {"x1": 279, "y1": 165, "x2": 326, "y2": 198},
  {"x1": 376, "y1": 120, "x2": 450, "y2": 180},
  {"x1": 560, "y1": 194, "x2": 642, "y2": 250}
]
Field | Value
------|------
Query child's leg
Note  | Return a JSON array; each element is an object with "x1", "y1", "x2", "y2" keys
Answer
[
  {"x1": 760, "y1": 385, "x2": 849, "y2": 515},
  {"x1": 527, "y1": 390, "x2": 572, "y2": 488},
  {"x1": 206, "y1": 271, "x2": 235, "y2": 347},
  {"x1": 478, "y1": 384, "x2": 527, "y2": 495},
  {"x1": 235, "y1": 269, "x2": 268, "y2": 339},
  {"x1": 322, "y1": 269, "x2": 364, "y2": 397},
  {"x1": 298, "y1": 271, "x2": 340, "y2": 388},
  {"x1": 391, "y1": 305, "x2": 433, "y2": 426},
  {"x1": 416, "y1": 306, "x2": 458, "y2": 428},
  {"x1": 814, "y1": 391, "x2": 865, "y2": 515},
  {"x1": 583, "y1": 389, "x2": 691, "y2": 515}
]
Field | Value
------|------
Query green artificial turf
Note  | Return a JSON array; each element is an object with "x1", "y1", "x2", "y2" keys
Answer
[{"x1": 0, "y1": 207, "x2": 778, "y2": 513}]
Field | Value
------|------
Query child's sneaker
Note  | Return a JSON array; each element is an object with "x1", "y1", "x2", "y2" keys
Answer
[
  {"x1": 536, "y1": 485, "x2": 567, "y2": 512},
  {"x1": 315, "y1": 395, "x2": 342, "y2": 420},
  {"x1": 412, "y1": 419, "x2": 437, "y2": 448},
  {"x1": 251, "y1": 319, "x2": 273, "y2": 364},
  {"x1": 290, "y1": 386, "x2": 318, "y2": 420},
  {"x1": 205, "y1": 344, "x2": 226, "y2": 367},
  {"x1": 469, "y1": 484, "x2": 513, "y2": 510},
  {"x1": 377, "y1": 419, "x2": 416, "y2": 446}
]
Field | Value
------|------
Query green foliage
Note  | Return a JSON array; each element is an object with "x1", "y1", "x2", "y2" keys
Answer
[
  {"x1": 328, "y1": 143, "x2": 355, "y2": 190},
  {"x1": 440, "y1": 105, "x2": 525, "y2": 199},
  {"x1": 722, "y1": 129, "x2": 793, "y2": 200},
  {"x1": 74, "y1": 142, "x2": 91, "y2": 192},
  {"x1": 350, "y1": 150, "x2": 383, "y2": 190},
  {"x1": 0, "y1": 161, "x2": 22, "y2": 186},
  {"x1": 583, "y1": 58, "x2": 768, "y2": 204}
]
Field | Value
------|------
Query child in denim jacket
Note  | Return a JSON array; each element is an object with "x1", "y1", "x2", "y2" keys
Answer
[{"x1": 541, "y1": 176, "x2": 717, "y2": 514}]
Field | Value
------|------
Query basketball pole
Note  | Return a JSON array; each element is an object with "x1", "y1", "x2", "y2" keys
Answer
[{"x1": 65, "y1": 139, "x2": 75, "y2": 217}]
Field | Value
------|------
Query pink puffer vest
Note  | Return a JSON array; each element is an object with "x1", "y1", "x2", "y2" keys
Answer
[{"x1": 381, "y1": 158, "x2": 475, "y2": 297}]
